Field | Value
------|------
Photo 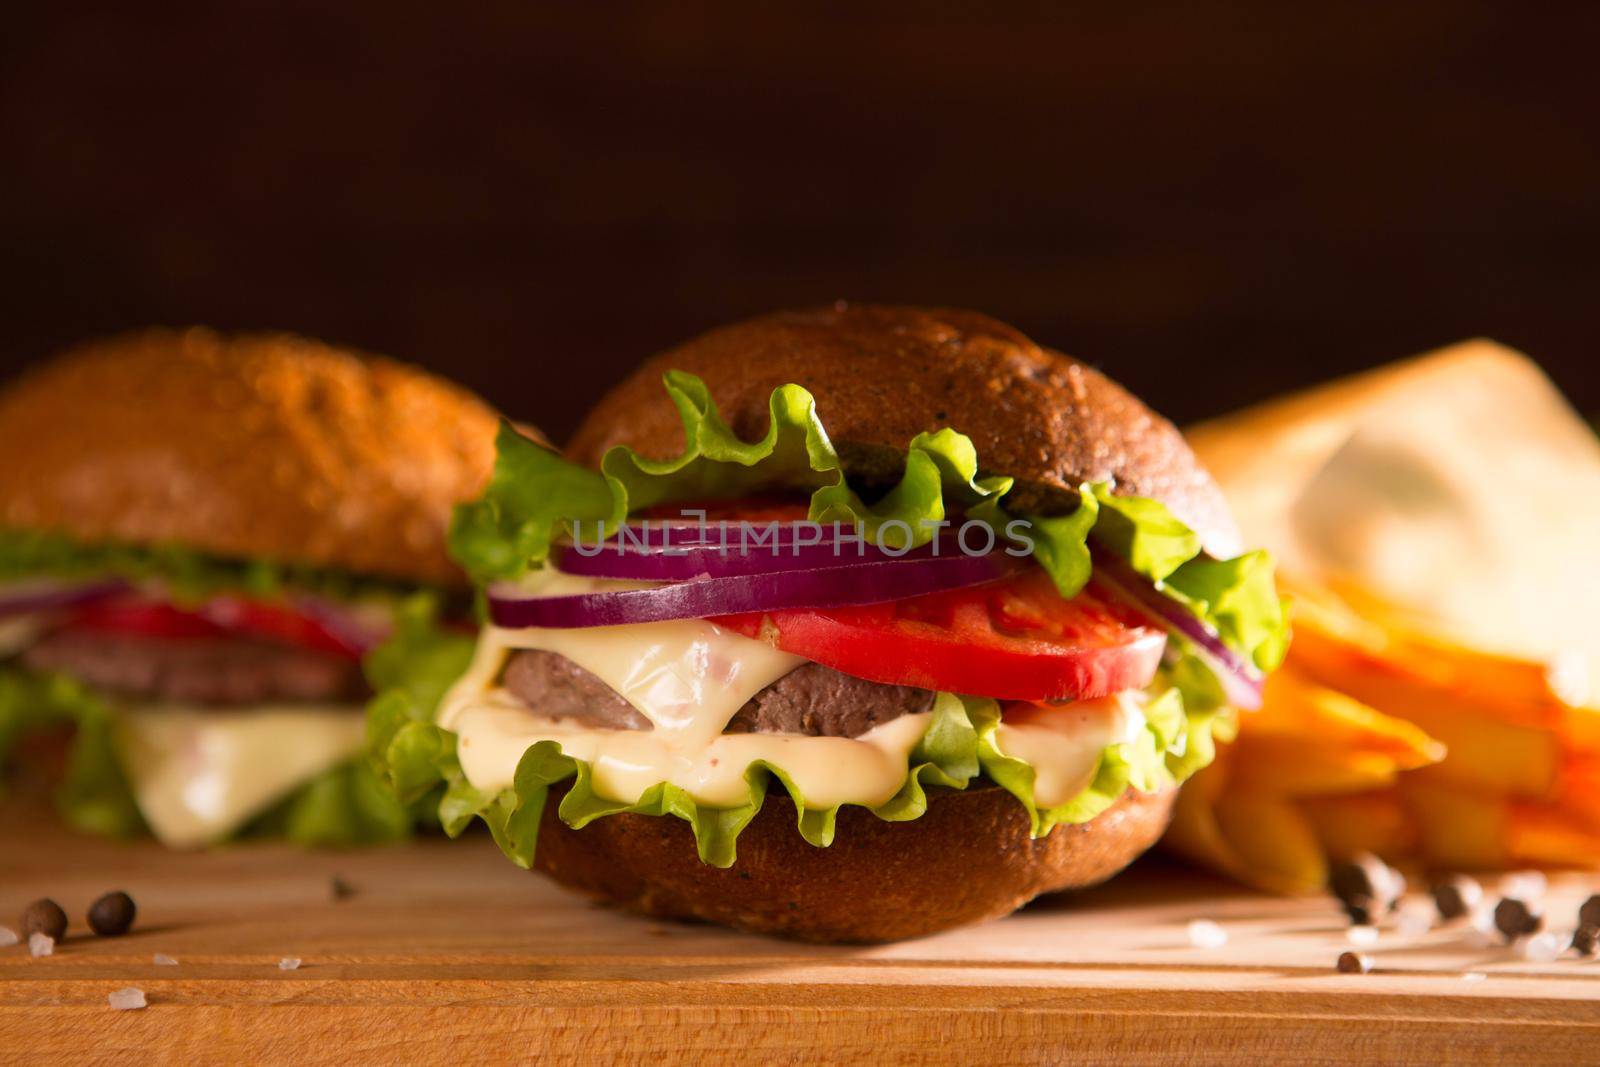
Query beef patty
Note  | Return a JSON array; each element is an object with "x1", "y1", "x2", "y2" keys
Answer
[
  {"x1": 501, "y1": 650, "x2": 653, "y2": 730},
  {"x1": 20, "y1": 629, "x2": 366, "y2": 706},
  {"x1": 501, "y1": 650, "x2": 934, "y2": 737}
]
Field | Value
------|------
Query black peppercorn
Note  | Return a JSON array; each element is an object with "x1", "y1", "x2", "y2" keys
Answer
[
  {"x1": 1337, "y1": 951, "x2": 1372, "y2": 974},
  {"x1": 1493, "y1": 897, "x2": 1543, "y2": 941},
  {"x1": 1431, "y1": 874, "x2": 1483, "y2": 921},
  {"x1": 87, "y1": 891, "x2": 136, "y2": 937},
  {"x1": 21, "y1": 899, "x2": 67, "y2": 942}
]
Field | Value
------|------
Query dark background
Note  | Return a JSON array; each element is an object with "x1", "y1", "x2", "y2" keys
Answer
[{"x1": 2, "y1": 3, "x2": 1596, "y2": 444}]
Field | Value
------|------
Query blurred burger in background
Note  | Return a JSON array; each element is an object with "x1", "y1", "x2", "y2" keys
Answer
[
  {"x1": 1167, "y1": 340, "x2": 1600, "y2": 891},
  {"x1": 0, "y1": 329, "x2": 499, "y2": 848}
]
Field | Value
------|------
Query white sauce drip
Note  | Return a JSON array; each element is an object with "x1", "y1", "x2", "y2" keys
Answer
[{"x1": 994, "y1": 693, "x2": 1148, "y2": 806}]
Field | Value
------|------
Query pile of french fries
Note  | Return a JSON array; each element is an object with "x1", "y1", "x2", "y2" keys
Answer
[{"x1": 1165, "y1": 342, "x2": 1600, "y2": 892}]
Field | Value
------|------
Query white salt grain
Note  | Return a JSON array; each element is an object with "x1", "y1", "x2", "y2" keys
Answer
[
  {"x1": 1461, "y1": 972, "x2": 1487, "y2": 983},
  {"x1": 1520, "y1": 932, "x2": 1563, "y2": 962},
  {"x1": 1500, "y1": 870, "x2": 1547, "y2": 900},
  {"x1": 0, "y1": 926, "x2": 17, "y2": 947},
  {"x1": 278, "y1": 957, "x2": 301, "y2": 971},
  {"x1": 28, "y1": 932, "x2": 53, "y2": 958},
  {"x1": 1394, "y1": 906, "x2": 1433, "y2": 937},
  {"x1": 1187, "y1": 919, "x2": 1228, "y2": 950},
  {"x1": 108, "y1": 987, "x2": 146, "y2": 1011},
  {"x1": 1346, "y1": 925, "x2": 1380, "y2": 946},
  {"x1": 1463, "y1": 906, "x2": 1499, "y2": 947},
  {"x1": 153, "y1": 954, "x2": 178, "y2": 966}
]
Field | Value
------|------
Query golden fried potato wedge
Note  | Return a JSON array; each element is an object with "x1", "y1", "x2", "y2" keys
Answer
[{"x1": 1299, "y1": 791, "x2": 1418, "y2": 862}]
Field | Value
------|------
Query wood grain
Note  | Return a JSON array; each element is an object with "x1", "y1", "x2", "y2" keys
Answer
[{"x1": 1, "y1": 814, "x2": 1597, "y2": 1065}]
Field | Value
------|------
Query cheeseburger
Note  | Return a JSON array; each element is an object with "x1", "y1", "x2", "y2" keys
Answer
[
  {"x1": 0, "y1": 329, "x2": 498, "y2": 847},
  {"x1": 370, "y1": 305, "x2": 1286, "y2": 941}
]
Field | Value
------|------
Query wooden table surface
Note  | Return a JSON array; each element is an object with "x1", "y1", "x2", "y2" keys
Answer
[{"x1": 1, "y1": 812, "x2": 1597, "y2": 1065}]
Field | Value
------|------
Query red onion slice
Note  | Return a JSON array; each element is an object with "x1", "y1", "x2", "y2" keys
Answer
[
  {"x1": 488, "y1": 552, "x2": 1017, "y2": 629},
  {"x1": 564, "y1": 519, "x2": 891, "y2": 556},
  {"x1": 0, "y1": 578, "x2": 130, "y2": 620},
  {"x1": 1089, "y1": 547, "x2": 1265, "y2": 710},
  {"x1": 555, "y1": 537, "x2": 946, "y2": 581}
]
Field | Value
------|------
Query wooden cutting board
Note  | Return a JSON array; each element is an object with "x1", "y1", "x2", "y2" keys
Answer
[{"x1": 1, "y1": 811, "x2": 1597, "y2": 1065}]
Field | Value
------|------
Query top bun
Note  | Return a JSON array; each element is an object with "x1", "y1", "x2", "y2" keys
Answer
[
  {"x1": 0, "y1": 328, "x2": 501, "y2": 586},
  {"x1": 569, "y1": 304, "x2": 1240, "y2": 556}
]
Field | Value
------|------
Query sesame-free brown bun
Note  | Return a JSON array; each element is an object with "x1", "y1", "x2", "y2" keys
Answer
[
  {"x1": 536, "y1": 784, "x2": 1175, "y2": 943},
  {"x1": 0, "y1": 328, "x2": 501, "y2": 586},
  {"x1": 555, "y1": 306, "x2": 1231, "y2": 939},
  {"x1": 569, "y1": 303, "x2": 1241, "y2": 557}
]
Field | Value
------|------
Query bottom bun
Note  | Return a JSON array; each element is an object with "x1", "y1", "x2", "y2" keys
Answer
[{"x1": 533, "y1": 783, "x2": 1175, "y2": 942}]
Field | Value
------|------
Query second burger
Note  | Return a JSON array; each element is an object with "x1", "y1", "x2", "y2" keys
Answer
[{"x1": 0, "y1": 328, "x2": 499, "y2": 848}]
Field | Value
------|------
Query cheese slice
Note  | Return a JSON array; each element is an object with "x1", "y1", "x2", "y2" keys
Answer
[{"x1": 117, "y1": 704, "x2": 365, "y2": 848}]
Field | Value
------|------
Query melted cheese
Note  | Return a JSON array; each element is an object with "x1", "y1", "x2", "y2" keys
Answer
[
  {"x1": 444, "y1": 571, "x2": 1145, "y2": 813},
  {"x1": 117, "y1": 704, "x2": 365, "y2": 848},
  {"x1": 455, "y1": 695, "x2": 931, "y2": 808},
  {"x1": 438, "y1": 570, "x2": 808, "y2": 745},
  {"x1": 994, "y1": 693, "x2": 1148, "y2": 806}
]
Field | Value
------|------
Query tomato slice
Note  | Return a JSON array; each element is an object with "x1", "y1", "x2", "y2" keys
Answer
[
  {"x1": 65, "y1": 599, "x2": 226, "y2": 640},
  {"x1": 64, "y1": 595, "x2": 366, "y2": 660},
  {"x1": 713, "y1": 567, "x2": 1167, "y2": 701}
]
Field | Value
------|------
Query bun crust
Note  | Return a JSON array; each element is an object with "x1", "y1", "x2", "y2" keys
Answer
[
  {"x1": 568, "y1": 305, "x2": 1240, "y2": 556},
  {"x1": 534, "y1": 784, "x2": 1175, "y2": 942},
  {"x1": 0, "y1": 328, "x2": 500, "y2": 585}
]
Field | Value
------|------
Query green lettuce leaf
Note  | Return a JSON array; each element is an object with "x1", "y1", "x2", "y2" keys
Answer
[
  {"x1": 0, "y1": 528, "x2": 416, "y2": 604},
  {"x1": 1163, "y1": 550, "x2": 1290, "y2": 672},
  {"x1": 243, "y1": 758, "x2": 430, "y2": 846}
]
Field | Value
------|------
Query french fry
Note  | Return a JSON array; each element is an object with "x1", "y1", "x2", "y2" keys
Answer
[
  {"x1": 1165, "y1": 751, "x2": 1247, "y2": 884},
  {"x1": 1398, "y1": 781, "x2": 1509, "y2": 870},
  {"x1": 1246, "y1": 669, "x2": 1443, "y2": 765},
  {"x1": 1226, "y1": 738, "x2": 1413, "y2": 796},
  {"x1": 1289, "y1": 614, "x2": 1561, "y2": 798},
  {"x1": 1295, "y1": 582, "x2": 1592, "y2": 740},
  {"x1": 1397, "y1": 714, "x2": 1559, "y2": 800},
  {"x1": 1508, "y1": 802, "x2": 1600, "y2": 868},
  {"x1": 1299, "y1": 792, "x2": 1418, "y2": 862},
  {"x1": 1211, "y1": 790, "x2": 1329, "y2": 895},
  {"x1": 1166, "y1": 661, "x2": 1447, "y2": 891}
]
